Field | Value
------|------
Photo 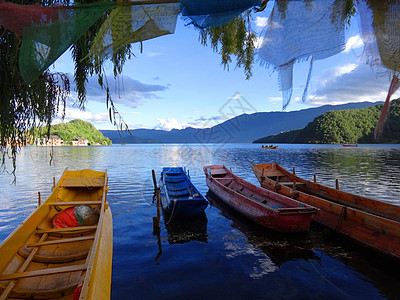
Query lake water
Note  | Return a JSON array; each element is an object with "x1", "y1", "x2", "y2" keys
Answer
[{"x1": 1, "y1": 144, "x2": 400, "y2": 299}]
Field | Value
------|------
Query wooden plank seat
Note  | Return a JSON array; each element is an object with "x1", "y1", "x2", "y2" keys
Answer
[
  {"x1": 27, "y1": 236, "x2": 95, "y2": 247},
  {"x1": 263, "y1": 171, "x2": 286, "y2": 177},
  {"x1": 36, "y1": 225, "x2": 98, "y2": 237},
  {"x1": 61, "y1": 177, "x2": 104, "y2": 188},
  {"x1": 280, "y1": 182, "x2": 306, "y2": 186},
  {"x1": 0, "y1": 264, "x2": 87, "y2": 281},
  {"x1": 47, "y1": 201, "x2": 102, "y2": 207},
  {"x1": 168, "y1": 190, "x2": 190, "y2": 197},
  {"x1": 17, "y1": 248, "x2": 90, "y2": 263},
  {"x1": 210, "y1": 169, "x2": 228, "y2": 175}
]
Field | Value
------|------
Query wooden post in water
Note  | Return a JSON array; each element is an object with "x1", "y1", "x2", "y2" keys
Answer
[
  {"x1": 38, "y1": 192, "x2": 41, "y2": 207},
  {"x1": 314, "y1": 174, "x2": 316, "y2": 183},
  {"x1": 152, "y1": 188, "x2": 162, "y2": 235},
  {"x1": 293, "y1": 167, "x2": 296, "y2": 175},
  {"x1": 336, "y1": 179, "x2": 340, "y2": 190},
  {"x1": 53, "y1": 177, "x2": 55, "y2": 190},
  {"x1": 152, "y1": 170, "x2": 157, "y2": 190},
  {"x1": 156, "y1": 188, "x2": 161, "y2": 231}
]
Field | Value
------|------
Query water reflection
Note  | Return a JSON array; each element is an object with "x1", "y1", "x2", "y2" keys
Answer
[
  {"x1": 163, "y1": 212, "x2": 208, "y2": 244},
  {"x1": 207, "y1": 189, "x2": 400, "y2": 299},
  {"x1": 2, "y1": 145, "x2": 400, "y2": 300},
  {"x1": 207, "y1": 191, "x2": 319, "y2": 267}
]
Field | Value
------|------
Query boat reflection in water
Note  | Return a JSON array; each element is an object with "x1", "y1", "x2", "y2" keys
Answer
[
  {"x1": 207, "y1": 189, "x2": 400, "y2": 300},
  {"x1": 206, "y1": 191, "x2": 319, "y2": 267},
  {"x1": 163, "y1": 212, "x2": 208, "y2": 244}
]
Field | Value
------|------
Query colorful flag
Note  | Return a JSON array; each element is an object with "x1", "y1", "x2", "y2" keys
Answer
[
  {"x1": 180, "y1": 0, "x2": 261, "y2": 28},
  {"x1": 88, "y1": 3, "x2": 180, "y2": 67},
  {"x1": 18, "y1": 2, "x2": 115, "y2": 85},
  {"x1": 258, "y1": 0, "x2": 346, "y2": 109}
]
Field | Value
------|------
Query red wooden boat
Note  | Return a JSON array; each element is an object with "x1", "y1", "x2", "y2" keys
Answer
[
  {"x1": 203, "y1": 165, "x2": 318, "y2": 232},
  {"x1": 342, "y1": 144, "x2": 358, "y2": 147},
  {"x1": 251, "y1": 162, "x2": 400, "y2": 260}
]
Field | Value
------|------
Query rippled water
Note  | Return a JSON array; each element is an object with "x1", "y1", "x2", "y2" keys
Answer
[{"x1": 1, "y1": 144, "x2": 400, "y2": 299}]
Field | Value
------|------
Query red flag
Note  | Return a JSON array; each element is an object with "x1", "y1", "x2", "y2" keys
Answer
[{"x1": 374, "y1": 74, "x2": 400, "y2": 140}]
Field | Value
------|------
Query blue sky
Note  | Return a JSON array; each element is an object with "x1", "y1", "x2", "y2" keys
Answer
[{"x1": 51, "y1": 1, "x2": 399, "y2": 130}]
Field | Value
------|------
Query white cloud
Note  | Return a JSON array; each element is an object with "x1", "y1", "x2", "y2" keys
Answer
[
  {"x1": 255, "y1": 17, "x2": 268, "y2": 28},
  {"x1": 69, "y1": 74, "x2": 168, "y2": 109},
  {"x1": 344, "y1": 35, "x2": 364, "y2": 53},
  {"x1": 333, "y1": 63, "x2": 357, "y2": 77},
  {"x1": 154, "y1": 118, "x2": 186, "y2": 131},
  {"x1": 52, "y1": 106, "x2": 112, "y2": 129},
  {"x1": 306, "y1": 64, "x2": 400, "y2": 106},
  {"x1": 153, "y1": 115, "x2": 226, "y2": 131},
  {"x1": 146, "y1": 51, "x2": 162, "y2": 57}
]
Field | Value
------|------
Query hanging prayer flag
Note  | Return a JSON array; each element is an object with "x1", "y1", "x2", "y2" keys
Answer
[
  {"x1": 257, "y1": 0, "x2": 346, "y2": 109},
  {"x1": 374, "y1": 74, "x2": 400, "y2": 140},
  {"x1": 18, "y1": 2, "x2": 115, "y2": 85},
  {"x1": 180, "y1": 0, "x2": 261, "y2": 28},
  {"x1": 357, "y1": 0, "x2": 400, "y2": 140},
  {"x1": 88, "y1": 3, "x2": 180, "y2": 67},
  {"x1": 0, "y1": 2, "x2": 58, "y2": 36}
]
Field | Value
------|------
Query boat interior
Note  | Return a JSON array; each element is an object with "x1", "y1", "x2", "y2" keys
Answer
[
  {"x1": 208, "y1": 167, "x2": 290, "y2": 209},
  {"x1": 164, "y1": 171, "x2": 194, "y2": 199},
  {"x1": 0, "y1": 175, "x2": 106, "y2": 299}
]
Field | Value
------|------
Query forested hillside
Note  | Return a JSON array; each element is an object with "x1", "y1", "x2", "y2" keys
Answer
[
  {"x1": 254, "y1": 99, "x2": 400, "y2": 144},
  {"x1": 34, "y1": 119, "x2": 112, "y2": 145}
]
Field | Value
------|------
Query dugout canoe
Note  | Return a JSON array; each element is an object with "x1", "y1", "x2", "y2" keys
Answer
[
  {"x1": 251, "y1": 162, "x2": 400, "y2": 260},
  {"x1": 160, "y1": 167, "x2": 208, "y2": 218},
  {"x1": 203, "y1": 165, "x2": 317, "y2": 232},
  {"x1": 261, "y1": 145, "x2": 278, "y2": 149},
  {"x1": 0, "y1": 169, "x2": 112, "y2": 299}
]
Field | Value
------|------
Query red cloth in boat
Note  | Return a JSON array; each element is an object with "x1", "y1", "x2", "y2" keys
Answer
[{"x1": 53, "y1": 205, "x2": 98, "y2": 228}]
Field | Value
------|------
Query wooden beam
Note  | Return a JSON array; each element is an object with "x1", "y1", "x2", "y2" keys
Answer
[
  {"x1": 28, "y1": 236, "x2": 95, "y2": 247},
  {"x1": 280, "y1": 182, "x2": 306, "y2": 186},
  {"x1": 36, "y1": 225, "x2": 97, "y2": 234},
  {"x1": 47, "y1": 201, "x2": 102, "y2": 206},
  {"x1": 0, "y1": 264, "x2": 87, "y2": 281},
  {"x1": 0, "y1": 233, "x2": 48, "y2": 300}
]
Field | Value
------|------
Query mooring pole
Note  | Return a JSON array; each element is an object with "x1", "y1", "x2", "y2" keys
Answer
[
  {"x1": 336, "y1": 179, "x2": 340, "y2": 190},
  {"x1": 156, "y1": 188, "x2": 161, "y2": 228},
  {"x1": 152, "y1": 169, "x2": 157, "y2": 190},
  {"x1": 38, "y1": 192, "x2": 41, "y2": 207}
]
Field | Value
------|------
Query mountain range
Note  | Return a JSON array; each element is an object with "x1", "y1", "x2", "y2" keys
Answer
[{"x1": 101, "y1": 102, "x2": 382, "y2": 144}]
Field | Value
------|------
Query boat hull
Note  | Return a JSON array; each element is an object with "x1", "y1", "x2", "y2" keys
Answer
[
  {"x1": 252, "y1": 162, "x2": 400, "y2": 260},
  {"x1": 204, "y1": 165, "x2": 317, "y2": 232},
  {"x1": 160, "y1": 167, "x2": 208, "y2": 218},
  {"x1": 0, "y1": 169, "x2": 112, "y2": 299}
]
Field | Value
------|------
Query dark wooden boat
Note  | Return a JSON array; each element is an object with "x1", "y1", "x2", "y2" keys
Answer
[
  {"x1": 262, "y1": 145, "x2": 278, "y2": 149},
  {"x1": 160, "y1": 167, "x2": 208, "y2": 217},
  {"x1": 342, "y1": 144, "x2": 358, "y2": 147},
  {"x1": 251, "y1": 162, "x2": 400, "y2": 260},
  {"x1": 203, "y1": 165, "x2": 317, "y2": 232}
]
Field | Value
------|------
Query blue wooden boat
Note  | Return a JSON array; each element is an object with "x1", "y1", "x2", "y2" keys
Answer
[{"x1": 160, "y1": 167, "x2": 208, "y2": 217}]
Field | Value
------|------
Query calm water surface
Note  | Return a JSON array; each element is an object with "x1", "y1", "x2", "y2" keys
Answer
[{"x1": 1, "y1": 144, "x2": 400, "y2": 299}]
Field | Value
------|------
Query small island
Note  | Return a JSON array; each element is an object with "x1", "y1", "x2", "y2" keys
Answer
[{"x1": 26, "y1": 119, "x2": 112, "y2": 146}]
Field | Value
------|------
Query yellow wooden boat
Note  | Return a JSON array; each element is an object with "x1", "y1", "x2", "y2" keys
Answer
[{"x1": 0, "y1": 169, "x2": 112, "y2": 299}]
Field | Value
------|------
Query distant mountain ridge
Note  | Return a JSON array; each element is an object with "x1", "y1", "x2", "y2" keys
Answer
[
  {"x1": 101, "y1": 102, "x2": 382, "y2": 144},
  {"x1": 254, "y1": 99, "x2": 400, "y2": 144}
]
